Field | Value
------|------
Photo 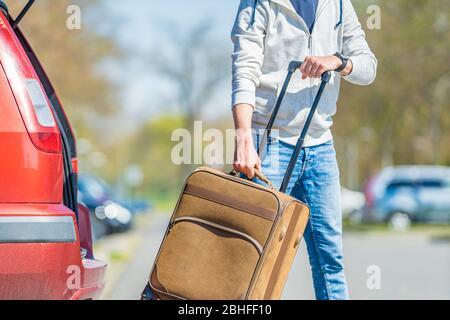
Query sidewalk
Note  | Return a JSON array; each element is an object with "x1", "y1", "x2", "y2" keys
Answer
[{"x1": 93, "y1": 212, "x2": 169, "y2": 300}]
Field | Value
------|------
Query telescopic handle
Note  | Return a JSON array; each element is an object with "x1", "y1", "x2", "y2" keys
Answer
[
  {"x1": 256, "y1": 60, "x2": 332, "y2": 193},
  {"x1": 257, "y1": 61, "x2": 331, "y2": 159},
  {"x1": 279, "y1": 67, "x2": 331, "y2": 193}
]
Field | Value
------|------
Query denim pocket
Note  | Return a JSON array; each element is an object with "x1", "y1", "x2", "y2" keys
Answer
[
  {"x1": 267, "y1": 135, "x2": 275, "y2": 154},
  {"x1": 253, "y1": 132, "x2": 275, "y2": 156}
]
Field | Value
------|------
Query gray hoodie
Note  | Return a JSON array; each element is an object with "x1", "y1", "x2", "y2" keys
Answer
[{"x1": 231, "y1": 0, "x2": 377, "y2": 146}]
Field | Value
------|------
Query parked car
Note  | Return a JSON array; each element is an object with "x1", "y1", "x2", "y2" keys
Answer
[
  {"x1": 341, "y1": 187, "x2": 365, "y2": 219},
  {"x1": 78, "y1": 174, "x2": 133, "y2": 239},
  {"x1": 0, "y1": 2, "x2": 106, "y2": 299},
  {"x1": 121, "y1": 199, "x2": 153, "y2": 215},
  {"x1": 362, "y1": 166, "x2": 450, "y2": 229}
]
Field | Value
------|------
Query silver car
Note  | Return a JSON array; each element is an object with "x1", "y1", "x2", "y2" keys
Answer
[{"x1": 362, "y1": 166, "x2": 450, "y2": 229}]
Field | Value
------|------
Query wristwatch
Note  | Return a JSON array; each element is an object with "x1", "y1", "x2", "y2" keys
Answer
[{"x1": 334, "y1": 52, "x2": 349, "y2": 73}]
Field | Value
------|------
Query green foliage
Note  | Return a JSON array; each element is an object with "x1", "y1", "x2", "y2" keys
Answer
[
  {"x1": 335, "y1": 0, "x2": 450, "y2": 187},
  {"x1": 102, "y1": 115, "x2": 187, "y2": 203},
  {"x1": 9, "y1": 0, "x2": 120, "y2": 140},
  {"x1": 11, "y1": 0, "x2": 449, "y2": 197}
]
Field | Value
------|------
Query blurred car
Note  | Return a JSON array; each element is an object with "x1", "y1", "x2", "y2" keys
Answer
[
  {"x1": 78, "y1": 174, "x2": 133, "y2": 239},
  {"x1": 121, "y1": 199, "x2": 153, "y2": 215},
  {"x1": 0, "y1": 2, "x2": 105, "y2": 299},
  {"x1": 341, "y1": 187, "x2": 365, "y2": 219},
  {"x1": 362, "y1": 166, "x2": 450, "y2": 229}
]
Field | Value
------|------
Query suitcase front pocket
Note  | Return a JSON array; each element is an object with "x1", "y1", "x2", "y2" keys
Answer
[{"x1": 153, "y1": 216, "x2": 263, "y2": 300}]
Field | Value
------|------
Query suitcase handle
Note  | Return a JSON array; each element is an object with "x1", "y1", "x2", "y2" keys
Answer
[
  {"x1": 254, "y1": 169, "x2": 275, "y2": 189},
  {"x1": 230, "y1": 169, "x2": 275, "y2": 189},
  {"x1": 256, "y1": 61, "x2": 332, "y2": 193}
]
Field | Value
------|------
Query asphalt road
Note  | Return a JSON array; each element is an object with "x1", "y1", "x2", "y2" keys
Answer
[{"x1": 101, "y1": 214, "x2": 450, "y2": 300}]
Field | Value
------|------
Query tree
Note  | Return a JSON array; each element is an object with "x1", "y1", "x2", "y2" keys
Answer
[
  {"x1": 150, "y1": 20, "x2": 229, "y2": 125},
  {"x1": 335, "y1": 0, "x2": 450, "y2": 187},
  {"x1": 8, "y1": 0, "x2": 120, "y2": 143},
  {"x1": 147, "y1": 20, "x2": 229, "y2": 176}
]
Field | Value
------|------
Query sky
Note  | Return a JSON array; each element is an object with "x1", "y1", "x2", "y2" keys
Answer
[
  {"x1": 106, "y1": 0, "x2": 239, "y2": 49},
  {"x1": 101, "y1": 0, "x2": 241, "y2": 125}
]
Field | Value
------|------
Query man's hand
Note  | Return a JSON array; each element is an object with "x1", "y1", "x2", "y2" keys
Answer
[
  {"x1": 233, "y1": 104, "x2": 261, "y2": 179},
  {"x1": 300, "y1": 55, "x2": 353, "y2": 79},
  {"x1": 234, "y1": 129, "x2": 261, "y2": 179}
]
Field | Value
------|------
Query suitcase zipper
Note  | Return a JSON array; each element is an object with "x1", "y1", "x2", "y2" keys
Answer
[
  {"x1": 171, "y1": 216, "x2": 264, "y2": 255},
  {"x1": 195, "y1": 169, "x2": 286, "y2": 214},
  {"x1": 197, "y1": 169, "x2": 279, "y2": 197}
]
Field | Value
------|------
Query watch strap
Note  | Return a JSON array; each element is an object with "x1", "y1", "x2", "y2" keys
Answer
[{"x1": 334, "y1": 53, "x2": 348, "y2": 73}]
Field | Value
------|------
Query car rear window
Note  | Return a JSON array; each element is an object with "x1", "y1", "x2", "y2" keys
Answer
[
  {"x1": 387, "y1": 181, "x2": 415, "y2": 190},
  {"x1": 417, "y1": 180, "x2": 445, "y2": 188},
  {"x1": 388, "y1": 179, "x2": 447, "y2": 191}
]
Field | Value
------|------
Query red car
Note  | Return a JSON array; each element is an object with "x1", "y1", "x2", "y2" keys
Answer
[{"x1": 0, "y1": 1, "x2": 106, "y2": 299}]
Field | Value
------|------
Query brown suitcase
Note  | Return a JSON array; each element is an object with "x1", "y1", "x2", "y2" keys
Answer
[{"x1": 142, "y1": 62, "x2": 331, "y2": 300}]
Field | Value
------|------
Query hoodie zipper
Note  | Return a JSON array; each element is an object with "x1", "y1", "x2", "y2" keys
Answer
[
  {"x1": 266, "y1": 1, "x2": 333, "y2": 115},
  {"x1": 306, "y1": 0, "x2": 333, "y2": 103},
  {"x1": 296, "y1": 19, "x2": 314, "y2": 108},
  {"x1": 286, "y1": 6, "x2": 314, "y2": 104},
  {"x1": 291, "y1": 1, "x2": 330, "y2": 106}
]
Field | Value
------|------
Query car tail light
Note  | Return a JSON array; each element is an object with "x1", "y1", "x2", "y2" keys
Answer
[
  {"x1": 72, "y1": 158, "x2": 79, "y2": 174},
  {"x1": 363, "y1": 176, "x2": 377, "y2": 209},
  {"x1": 365, "y1": 188, "x2": 374, "y2": 209},
  {"x1": 0, "y1": 18, "x2": 61, "y2": 154},
  {"x1": 24, "y1": 79, "x2": 56, "y2": 127}
]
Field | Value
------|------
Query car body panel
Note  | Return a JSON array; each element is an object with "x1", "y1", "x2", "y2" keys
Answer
[
  {"x1": 77, "y1": 203, "x2": 94, "y2": 259},
  {"x1": 341, "y1": 187, "x2": 365, "y2": 218},
  {"x1": 0, "y1": 204, "x2": 106, "y2": 300},
  {"x1": 415, "y1": 181, "x2": 450, "y2": 222},
  {"x1": 0, "y1": 10, "x2": 106, "y2": 299},
  {"x1": 363, "y1": 166, "x2": 450, "y2": 223},
  {"x1": 0, "y1": 12, "x2": 63, "y2": 203}
]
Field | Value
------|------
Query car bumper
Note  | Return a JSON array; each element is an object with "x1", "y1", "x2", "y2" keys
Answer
[{"x1": 0, "y1": 203, "x2": 106, "y2": 300}]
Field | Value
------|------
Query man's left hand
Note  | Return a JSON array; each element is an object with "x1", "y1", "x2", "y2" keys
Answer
[{"x1": 300, "y1": 55, "x2": 351, "y2": 79}]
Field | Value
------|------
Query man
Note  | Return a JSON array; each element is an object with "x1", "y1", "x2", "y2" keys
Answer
[{"x1": 231, "y1": 0, "x2": 377, "y2": 300}]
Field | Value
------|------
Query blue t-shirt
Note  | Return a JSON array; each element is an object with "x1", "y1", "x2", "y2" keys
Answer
[{"x1": 290, "y1": 0, "x2": 319, "y2": 32}]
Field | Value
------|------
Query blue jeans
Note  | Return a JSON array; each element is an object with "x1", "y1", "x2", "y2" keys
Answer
[{"x1": 255, "y1": 137, "x2": 349, "y2": 300}]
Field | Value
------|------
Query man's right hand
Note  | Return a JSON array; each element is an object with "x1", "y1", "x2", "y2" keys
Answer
[
  {"x1": 234, "y1": 129, "x2": 262, "y2": 179},
  {"x1": 232, "y1": 103, "x2": 262, "y2": 179}
]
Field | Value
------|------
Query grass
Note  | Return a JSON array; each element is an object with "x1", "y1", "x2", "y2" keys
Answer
[
  {"x1": 109, "y1": 251, "x2": 130, "y2": 262},
  {"x1": 150, "y1": 194, "x2": 178, "y2": 212}
]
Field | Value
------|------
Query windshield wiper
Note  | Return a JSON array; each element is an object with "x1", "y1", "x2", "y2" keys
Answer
[{"x1": 12, "y1": 0, "x2": 35, "y2": 30}]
